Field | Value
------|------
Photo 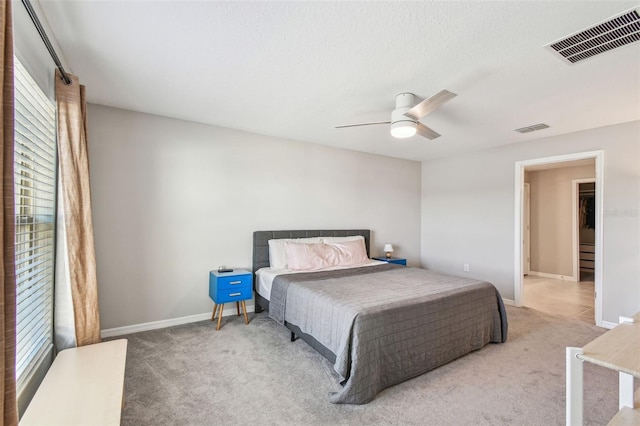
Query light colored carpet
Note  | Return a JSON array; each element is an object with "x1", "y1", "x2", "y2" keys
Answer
[{"x1": 117, "y1": 306, "x2": 620, "y2": 425}]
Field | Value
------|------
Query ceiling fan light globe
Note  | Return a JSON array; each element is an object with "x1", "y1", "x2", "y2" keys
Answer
[{"x1": 390, "y1": 121, "x2": 417, "y2": 138}]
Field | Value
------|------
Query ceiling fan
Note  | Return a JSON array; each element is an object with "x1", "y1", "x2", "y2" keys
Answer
[{"x1": 335, "y1": 90, "x2": 457, "y2": 140}]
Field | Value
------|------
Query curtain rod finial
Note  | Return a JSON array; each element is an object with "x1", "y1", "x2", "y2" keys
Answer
[{"x1": 58, "y1": 71, "x2": 71, "y2": 85}]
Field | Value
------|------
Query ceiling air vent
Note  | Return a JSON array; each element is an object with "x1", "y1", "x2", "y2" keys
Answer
[
  {"x1": 545, "y1": 8, "x2": 640, "y2": 65},
  {"x1": 514, "y1": 123, "x2": 550, "y2": 134}
]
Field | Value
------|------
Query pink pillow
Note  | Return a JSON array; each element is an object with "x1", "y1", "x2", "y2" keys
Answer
[
  {"x1": 284, "y1": 240, "x2": 370, "y2": 271},
  {"x1": 284, "y1": 242, "x2": 335, "y2": 271},
  {"x1": 324, "y1": 239, "x2": 369, "y2": 266}
]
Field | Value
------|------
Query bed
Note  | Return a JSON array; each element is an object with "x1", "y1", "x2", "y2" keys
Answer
[{"x1": 252, "y1": 229, "x2": 508, "y2": 404}]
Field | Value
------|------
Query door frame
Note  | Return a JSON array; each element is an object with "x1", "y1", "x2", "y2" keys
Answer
[
  {"x1": 572, "y1": 178, "x2": 596, "y2": 282},
  {"x1": 523, "y1": 183, "x2": 531, "y2": 276},
  {"x1": 514, "y1": 150, "x2": 603, "y2": 326}
]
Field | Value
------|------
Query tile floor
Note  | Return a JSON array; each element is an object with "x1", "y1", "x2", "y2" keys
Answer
[{"x1": 523, "y1": 275, "x2": 595, "y2": 324}]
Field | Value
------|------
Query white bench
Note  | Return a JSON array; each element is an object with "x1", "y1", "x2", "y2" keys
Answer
[
  {"x1": 20, "y1": 339, "x2": 128, "y2": 426},
  {"x1": 566, "y1": 314, "x2": 640, "y2": 426}
]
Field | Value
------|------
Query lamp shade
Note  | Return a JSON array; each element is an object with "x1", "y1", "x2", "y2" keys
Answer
[
  {"x1": 390, "y1": 121, "x2": 417, "y2": 138},
  {"x1": 383, "y1": 244, "x2": 394, "y2": 253}
]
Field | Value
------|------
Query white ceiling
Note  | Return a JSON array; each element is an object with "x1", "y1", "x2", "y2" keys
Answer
[{"x1": 37, "y1": 1, "x2": 640, "y2": 161}]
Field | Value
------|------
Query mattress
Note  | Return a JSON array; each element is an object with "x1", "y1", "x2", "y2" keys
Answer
[{"x1": 254, "y1": 259, "x2": 385, "y2": 300}]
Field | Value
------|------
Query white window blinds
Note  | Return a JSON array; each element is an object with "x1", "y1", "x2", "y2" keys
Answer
[{"x1": 14, "y1": 58, "x2": 57, "y2": 382}]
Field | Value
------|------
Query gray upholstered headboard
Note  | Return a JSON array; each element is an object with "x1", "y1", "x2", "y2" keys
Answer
[{"x1": 252, "y1": 229, "x2": 371, "y2": 274}]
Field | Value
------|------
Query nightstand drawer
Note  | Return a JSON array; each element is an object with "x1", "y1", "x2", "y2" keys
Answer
[
  {"x1": 216, "y1": 274, "x2": 252, "y2": 290},
  {"x1": 213, "y1": 286, "x2": 252, "y2": 304}
]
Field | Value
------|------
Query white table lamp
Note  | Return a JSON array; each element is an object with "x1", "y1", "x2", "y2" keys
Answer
[{"x1": 383, "y1": 244, "x2": 394, "y2": 259}]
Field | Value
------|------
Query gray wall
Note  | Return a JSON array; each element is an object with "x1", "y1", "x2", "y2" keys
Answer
[
  {"x1": 528, "y1": 165, "x2": 595, "y2": 277},
  {"x1": 421, "y1": 121, "x2": 640, "y2": 324},
  {"x1": 88, "y1": 104, "x2": 422, "y2": 329}
]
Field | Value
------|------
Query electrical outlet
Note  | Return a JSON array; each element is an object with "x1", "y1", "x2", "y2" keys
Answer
[{"x1": 463, "y1": 264, "x2": 470, "y2": 272}]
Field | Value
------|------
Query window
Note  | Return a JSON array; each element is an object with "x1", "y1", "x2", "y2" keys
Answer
[{"x1": 13, "y1": 57, "x2": 57, "y2": 384}]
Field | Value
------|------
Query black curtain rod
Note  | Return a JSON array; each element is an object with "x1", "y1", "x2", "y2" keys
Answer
[{"x1": 21, "y1": 0, "x2": 71, "y2": 85}]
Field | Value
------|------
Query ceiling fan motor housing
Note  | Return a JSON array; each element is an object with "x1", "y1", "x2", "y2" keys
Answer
[
  {"x1": 392, "y1": 93, "x2": 417, "y2": 125},
  {"x1": 390, "y1": 93, "x2": 418, "y2": 138}
]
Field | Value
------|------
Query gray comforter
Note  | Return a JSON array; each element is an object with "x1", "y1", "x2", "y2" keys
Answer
[{"x1": 269, "y1": 264, "x2": 507, "y2": 404}]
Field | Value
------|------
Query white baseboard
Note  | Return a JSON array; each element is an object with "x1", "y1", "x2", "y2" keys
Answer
[
  {"x1": 502, "y1": 298, "x2": 515, "y2": 306},
  {"x1": 528, "y1": 271, "x2": 577, "y2": 282},
  {"x1": 101, "y1": 305, "x2": 256, "y2": 338},
  {"x1": 600, "y1": 320, "x2": 617, "y2": 330}
]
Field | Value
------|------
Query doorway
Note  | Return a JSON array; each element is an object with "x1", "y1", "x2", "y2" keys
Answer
[
  {"x1": 514, "y1": 151, "x2": 603, "y2": 327},
  {"x1": 573, "y1": 179, "x2": 596, "y2": 282}
]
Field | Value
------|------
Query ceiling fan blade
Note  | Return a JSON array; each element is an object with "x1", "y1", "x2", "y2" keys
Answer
[
  {"x1": 335, "y1": 121, "x2": 391, "y2": 129},
  {"x1": 404, "y1": 89, "x2": 457, "y2": 120},
  {"x1": 416, "y1": 122, "x2": 441, "y2": 140}
]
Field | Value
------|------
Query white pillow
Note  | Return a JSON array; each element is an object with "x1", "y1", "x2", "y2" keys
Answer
[
  {"x1": 321, "y1": 235, "x2": 365, "y2": 244},
  {"x1": 268, "y1": 237, "x2": 322, "y2": 269}
]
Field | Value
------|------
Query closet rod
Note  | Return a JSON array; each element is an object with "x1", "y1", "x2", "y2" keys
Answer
[{"x1": 21, "y1": 0, "x2": 71, "y2": 85}]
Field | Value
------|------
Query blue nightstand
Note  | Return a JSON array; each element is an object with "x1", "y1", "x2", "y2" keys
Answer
[
  {"x1": 373, "y1": 257, "x2": 407, "y2": 266},
  {"x1": 209, "y1": 269, "x2": 252, "y2": 330}
]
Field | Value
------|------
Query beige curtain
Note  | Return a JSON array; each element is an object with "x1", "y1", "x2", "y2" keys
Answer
[
  {"x1": 1, "y1": 0, "x2": 18, "y2": 424},
  {"x1": 54, "y1": 70, "x2": 101, "y2": 349}
]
